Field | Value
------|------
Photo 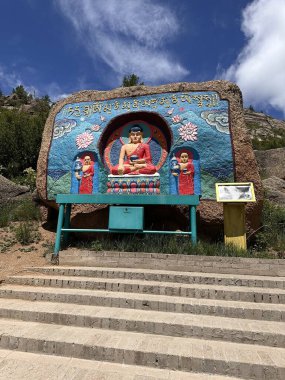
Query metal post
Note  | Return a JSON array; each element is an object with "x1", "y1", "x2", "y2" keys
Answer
[
  {"x1": 53, "y1": 204, "x2": 65, "y2": 259},
  {"x1": 62, "y1": 203, "x2": 71, "y2": 247},
  {"x1": 190, "y1": 205, "x2": 197, "y2": 245}
]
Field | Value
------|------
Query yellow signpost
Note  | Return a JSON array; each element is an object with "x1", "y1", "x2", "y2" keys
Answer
[{"x1": 216, "y1": 183, "x2": 256, "y2": 250}]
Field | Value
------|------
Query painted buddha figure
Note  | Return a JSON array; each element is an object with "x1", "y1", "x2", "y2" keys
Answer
[
  {"x1": 171, "y1": 151, "x2": 194, "y2": 195},
  {"x1": 77, "y1": 155, "x2": 94, "y2": 194},
  {"x1": 111, "y1": 125, "x2": 157, "y2": 175}
]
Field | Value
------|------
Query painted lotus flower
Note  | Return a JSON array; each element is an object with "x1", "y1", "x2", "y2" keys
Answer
[
  {"x1": 172, "y1": 115, "x2": 181, "y2": 123},
  {"x1": 100, "y1": 115, "x2": 106, "y2": 122},
  {"x1": 91, "y1": 124, "x2": 101, "y2": 132},
  {"x1": 76, "y1": 132, "x2": 94, "y2": 149},
  {"x1": 178, "y1": 122, "x2": 198, "y2": 141},
  {"x1": 167, "y1": 108, "x2": 174, "y2": 115}
]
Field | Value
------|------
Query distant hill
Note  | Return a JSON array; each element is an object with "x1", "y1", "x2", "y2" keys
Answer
[
  {"x1": 244, "y1": 108, "x2": 285, "y2": 150},
  {"x1": 243, "y1": 109, "x2": 285, "y2": 206}
]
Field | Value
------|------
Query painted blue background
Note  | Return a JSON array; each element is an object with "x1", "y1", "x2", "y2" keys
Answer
[{"x1": 47, "y1": 91, "x2": 234, "y2": 199}]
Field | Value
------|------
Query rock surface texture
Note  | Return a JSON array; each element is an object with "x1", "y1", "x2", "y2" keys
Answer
[
  {"x1": 0, "y1": 174, "x2": 29, "y2": 203},
  {"x1": 0, "y1": 252, "x2": 285, "y2": 379},
  {"x1": 37, "y1": 81, "x2": 263, "y2": 235},
  {"x1": 262, "y1": 177, "x2": 285, "y2": 206},
  {"x1": 254, "y1": 148, "x2": 285, "y2": 180},
  {"x1": 244, "y1": 110, "x2": 285, "y2": 207},
  {"x1": 244, "y1": 108, "x2": 285, "y2": 139}
]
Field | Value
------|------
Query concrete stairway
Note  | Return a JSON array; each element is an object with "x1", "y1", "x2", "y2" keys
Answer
[{"x1": 0, "y1": 264, "x2": 284, "y2": 379}]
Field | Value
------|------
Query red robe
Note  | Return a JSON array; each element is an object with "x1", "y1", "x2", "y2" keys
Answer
[
  {"x1": 79, "y1": 165, "x2": 94, "y2": 194},
  {"x1": 178, "y1": 162, "x2": 194, "y2": 195},
  {"x1": 112, "y1": 143, "x2": 156, "y2": 175}
]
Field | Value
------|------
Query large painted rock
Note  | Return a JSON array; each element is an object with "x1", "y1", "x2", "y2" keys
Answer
[{"x1": 37, "y1": 81, "x2": 263, "y2": 235}]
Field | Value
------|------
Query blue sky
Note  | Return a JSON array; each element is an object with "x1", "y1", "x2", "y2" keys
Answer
[{"x1": 0, "y1": 0, "x2": 284, "y2": 119}]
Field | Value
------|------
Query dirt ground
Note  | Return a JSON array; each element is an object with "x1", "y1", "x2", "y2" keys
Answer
[{"x1": 0, "y1": 223, "x2": 55, "y2": 283}]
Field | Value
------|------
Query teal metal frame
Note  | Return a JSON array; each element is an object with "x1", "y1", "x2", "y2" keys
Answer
[{"x1": 54, "y1": 194, "x2": 200, "y2": 259}]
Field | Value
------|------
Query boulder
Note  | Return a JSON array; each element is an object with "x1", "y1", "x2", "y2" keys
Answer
[
  {"x1": 37, "y1": 81, "x2": 263, "y2": 237},
  {"x1": 254, "y1": 148, "x2": 285, "y2": 180},
  {"x1": 0, "y1": 175, "x2": 30, "y2": 203},
  {"x1": 262, "y1": 177, "x2": 285, "y2": 206}
]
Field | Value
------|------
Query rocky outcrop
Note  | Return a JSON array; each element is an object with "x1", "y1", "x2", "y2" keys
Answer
[
  {"x1": 244, "y1": 109, "x2": 285, "y2": 140},
  {"x1": 0, "y1": 175, "x2": 30, "y2": 203},
  {"x1": 244, "y1": 110, "x2": 285, "y2": 209},
  {"x1": 254, "y1": 148, "x2": 285, "y2": 179},
  {"x1": 262, "y1": 177, "x2": 285, "y2": 206}
]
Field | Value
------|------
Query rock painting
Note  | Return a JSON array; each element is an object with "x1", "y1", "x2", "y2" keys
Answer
[{"x1": 47, "y1": 91, "x2": 234, "y2": 199}]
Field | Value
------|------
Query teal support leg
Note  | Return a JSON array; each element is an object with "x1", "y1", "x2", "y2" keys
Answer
[
  {"x1": 52, "y1": 204, "x2": 65, "y2": 263},
  {"x1": 62, "y1": 204, "x2": 71, "y2": 247},
  {"x1": 190, "y1": 205, "x2": 197, "y2": 245}
]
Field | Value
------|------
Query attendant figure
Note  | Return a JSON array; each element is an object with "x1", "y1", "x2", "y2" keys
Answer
[
  {"x1": 111, "y1": 125, "x2": 156, "y2": 175},
  {"x1": 78, "y1": 156, "x2": 94, "y2": 194},
  {"x1": 172, "y1": 152, "x2": 194, "y2": 195}
]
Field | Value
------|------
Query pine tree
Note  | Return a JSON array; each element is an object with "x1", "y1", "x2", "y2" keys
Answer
[{"x1": 122, "y1": 74, "x2": 144, "y2": 87}]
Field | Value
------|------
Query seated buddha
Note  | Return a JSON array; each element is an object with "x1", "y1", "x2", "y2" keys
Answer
[{"x1": 111, "y1": 125, "x2": 157, "y2": 175}]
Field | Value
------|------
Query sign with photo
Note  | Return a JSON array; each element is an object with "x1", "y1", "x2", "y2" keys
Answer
[{"x1": 216, "y1": 182, "x2": 256, "y2": 202}]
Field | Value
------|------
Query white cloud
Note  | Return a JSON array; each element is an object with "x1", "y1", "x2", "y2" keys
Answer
[
  {"x1": 221, "y1": 0, "x2": 285, "y2": 116},
  {"x1": 0, "y1": 64, "x2": 68, "y2": 101},
  {"x1": 0, "y1": 65, "x2": 22, "y2": 91},
  {"x1": 56, "y1": 0, "x2": 189, "y2": 84},
  {"x1": 45, "y1": 82, "x2": 70, "y2": 101}
]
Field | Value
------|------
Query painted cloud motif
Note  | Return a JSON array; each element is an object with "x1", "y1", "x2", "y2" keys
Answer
[
  {"x1": 201, "y1": 110, "x2": 229, "y2": 134},
  {"x1": 53, "y1": 119, "x2": 77, "y2": 139}
]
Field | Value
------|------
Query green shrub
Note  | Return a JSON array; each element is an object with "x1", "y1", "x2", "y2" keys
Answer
[
  {"x1": 252, "y1": 128, "x2": 285, "y2": 150},
  {"x1": 10, "y1": 199, "x2": 40, "y2": 221},
  {"x1": 0, "y1": 107, "x2": 48, "y2": 178},
  {"x1": 0, "y1": 205, "x2": 11, "y2": 227},
  {"x1": 0, "y1": 199, "x2": 40, "y2": 228},
  {"x1": 14, "y1": 223, "x2": 34, "y2": 245},
  {"x1": 13, "y1": 221, "x2": 40, "y2": 245},
  {"x1": 0, "y1": 203, "x2": 14, "y2": 227},
  {"x1": 13, "y1": 168, "x2": 37, "y2": 192},
  {"x1": 253, "y1": 201, "x2": 285, "y2": 252}
]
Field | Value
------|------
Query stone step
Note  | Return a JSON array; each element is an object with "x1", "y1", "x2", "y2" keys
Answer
[
  {"x1": 8, "y1": 274, "x2": 285, "y2": 304},
  {"x1": 0, "y1": 298, "x2": 284, "y2": 347},
  {"x1": 28, "y1": 266, "x2": 285, "y2": 289},
  {"x1": 0, "y1": 319, "x2": 284, "y2": 379},
  {"x1": 0, "y1": 349, "x2": 240, "y2": 380},
  {"x1": 58, "y1": 249, "x2": 285, "y2": 276},
  {"x1": 1, "y1": 284, "x2": 284, "y2": 321}
]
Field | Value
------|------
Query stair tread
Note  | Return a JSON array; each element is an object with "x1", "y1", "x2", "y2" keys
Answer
[
  {"x1": 28, "y1": 266, "x2": 285, "y2": 283},
  {"x1": 0, "y1": 298, "x2": 284, "y2": 336},
  {"x1": 2, "y1": 284, "x2": 285, "y2": 311},
  {"x1": 0, "y1": 348, "x2": 239, "y2": 380},
  {"x1": 0, "y1": 319, "x2": 284, "y2": 367},
  {"x1": 9, "y1": 274, "x2": 285, "y2": 294}
]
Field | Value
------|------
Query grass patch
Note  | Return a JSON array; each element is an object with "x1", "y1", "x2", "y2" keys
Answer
[
  {"x1": 75, "y1": 234, "x2": 276, "y2": 259},
  {"x1": 0, "y1": 199, "x2": 40, "y2": 227},
  {"x1": 0, "y1": 204, "x2": 11, "y2": 227},
  {"x1": 11, "y1": 199, "x2": 40, "y2": 221},
  {"x1": 251, "y1": 201, "x2": 285, "y2": 257}
]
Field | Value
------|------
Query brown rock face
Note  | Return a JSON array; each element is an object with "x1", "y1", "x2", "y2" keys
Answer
[
  {"x1": 244, "y1": 109, "x2": 285, "y2": 140},
  {"x1": 0, "y1": 175, "x2": 30, "y2": 204},
  {"x1": 37, "y1": 81, "x2": 263, "y2": 237},
  {"x1": 262, "y1": 177, "x2": 285, "y2": 206},
  {"x1": 254, "y1": 148, "x2": 285, "y2": 180}
]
